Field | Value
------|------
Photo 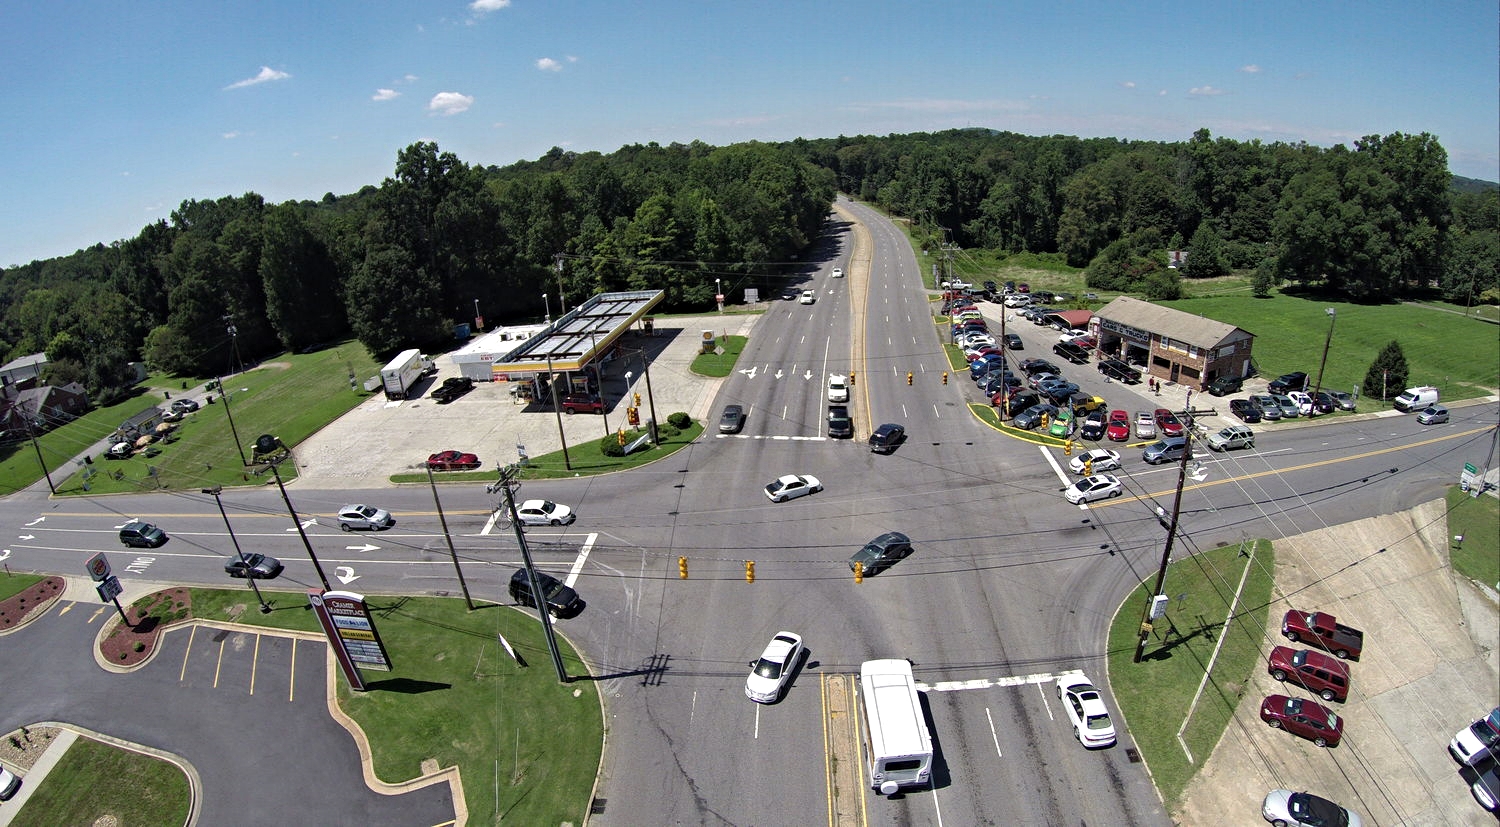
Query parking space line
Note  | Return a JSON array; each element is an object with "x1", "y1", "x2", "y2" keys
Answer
[
  {"x1": 985, "y1": 707, "x2": 1003, "y2": 758},
  {"x1": 214, "y1": 636, "x2": 226, "y2": 688},
  {"x1": 289, "y1": 638, "x2": 298, "y2": 702},
  {"x1": 250, "y1": 634, "x2": 260, "y2": 696},
  {"x1": 179, "y1": 625, "x2": 198, "y2": 682}
]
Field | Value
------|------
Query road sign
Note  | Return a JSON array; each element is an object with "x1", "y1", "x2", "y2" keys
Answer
[
  {"x1": 85, "y1": 552, "x2": 111, "y2": 582},
  {"x1": 96, "y1": 575, "x2": 123, "y2": 602},
  {"x1": 1461, "y1": 462, "x2": 1480, "y2": 492}
]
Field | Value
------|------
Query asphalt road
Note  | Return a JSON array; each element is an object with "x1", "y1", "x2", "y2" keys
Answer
[{"x1": 2, "y1": 198, "x2": 1496, "y2": 825}]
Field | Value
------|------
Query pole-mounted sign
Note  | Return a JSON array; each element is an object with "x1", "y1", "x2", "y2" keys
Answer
[{"x1": 308, "y1": 590, "x2": 393, "y2": 692}]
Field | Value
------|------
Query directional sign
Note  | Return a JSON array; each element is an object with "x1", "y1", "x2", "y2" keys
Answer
[
  {"x1": 86, "y1": 552, "x2": 111, "y2": 581},
  {"x1": 96, "y1": 575, "x2": 123, "y2": 602}
]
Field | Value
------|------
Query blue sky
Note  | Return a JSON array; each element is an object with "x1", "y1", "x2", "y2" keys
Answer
[{"x1": 2, "y1": 0, "x2": 1495, "y2": 267}]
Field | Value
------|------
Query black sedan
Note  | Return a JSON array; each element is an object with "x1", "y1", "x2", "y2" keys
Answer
[
  {"x1": 1229, "y1": 398, "x2": 1263, "y2": 423},
  {"x1": 869, "y1": 423, "x2": 906, "y2": 454},
  {"x1": 225, "y1": 553, "x2": 283, "y2": 579}
]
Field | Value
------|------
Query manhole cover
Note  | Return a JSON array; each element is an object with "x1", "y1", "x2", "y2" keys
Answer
[
  {"x1": 590, "y1": 798, "x2": 606, "y2": 814},
  {"x1": 1126, "y1": 748, "x2": 1142, "y2": 763}
]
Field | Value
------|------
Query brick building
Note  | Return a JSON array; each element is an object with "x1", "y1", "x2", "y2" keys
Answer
[{"x1": 1091, "y1": 297, "x2": 1255, "y2": 391}]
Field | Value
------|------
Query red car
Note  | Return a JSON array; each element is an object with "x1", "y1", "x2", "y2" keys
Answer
[
  {"x1": 1259, "y1": 694, "x2": 1343, "y2": 747},
  {"x1": 966, "y1": 348, "x2": 1004, "y2": 362},
  {"x1": 1154, "y1": 408, "x2": 1185, "y2": 437},
  {"x1": 427, "y1": 450, "x2": 481, "y2": 471},
  {"x1": 1105, "y1": 410, "x2": 1131, "y2": 442}
]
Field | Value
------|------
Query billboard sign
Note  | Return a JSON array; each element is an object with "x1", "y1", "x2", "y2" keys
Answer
[{"x1": 308, "y1": 590, "x2": 393, "y2": 691}]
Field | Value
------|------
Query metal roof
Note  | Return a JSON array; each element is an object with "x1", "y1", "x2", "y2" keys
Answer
[
  {"x1": 489, "y1": 290, "x2": 665, "y2": 373},
  {"x1": 1094, "y1": 296, "x2": 1252, "y2": 348}
]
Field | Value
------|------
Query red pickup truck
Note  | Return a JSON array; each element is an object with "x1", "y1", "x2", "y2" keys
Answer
[{"x1": 1281, "y1": 610, "x2": 1364, "y2": 660}]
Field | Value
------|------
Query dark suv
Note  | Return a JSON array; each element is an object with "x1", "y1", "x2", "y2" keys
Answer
[
  {"x1": 509, "y1": 569, "x2": 584, "y2": 618},
  {"x1": 848, "y1": 532, "x2": 913, "y2": 576},
  {"x1": 561, "y1": 394, "x2": 605, "y2": 414},
  {"x1": 1207, "y1": 375, "x2": 1242, "y2": 396},
  {"x1": 1268, "y1": 372, "x2": 1308, "y2": 393},
  {"x1": 1097, "y1": 359, "x2": 1141, "y2": 384},
  {"x1": 430, "y1": 376, "x2": 475, "y2": 404},
  {"x1": 119, "y1": 521, "x2": 168, "y2": 548}
]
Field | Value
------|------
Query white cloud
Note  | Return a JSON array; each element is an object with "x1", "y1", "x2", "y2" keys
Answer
[
  {"x1": 1188, "y1": 85, "x2": 1227, "y2": 96},
  {"x1": 1240, "y1": 64, "x2": 1262, "y2": 74},
  {"x1": 225, "y1": 66, "x2": 290, "y2": 90},
  {"x1": 403, "y1": 74, "x2": 419, "y2": 83},
  {"x1": 222, "y1": 131, "x2": 240, "y2": 139},
  {"x1": 372, "y1": 88, "x2": 400, "y2": 101},
  {"x1": 537, "y1": 57, "x2": 563, "y2": 72},
  {"x1": 428, "y1": 92, "x2": 474, "y2": 115},
  {"x1": 469, "y1": 0, "x2": 511, "y2": 12},
  {"x1": 1158, "y1": 89, "x2": 1168, "y2": 96},
  {"x1": 1120, "y1": 81, "x2": 1136, "y2": 89}
]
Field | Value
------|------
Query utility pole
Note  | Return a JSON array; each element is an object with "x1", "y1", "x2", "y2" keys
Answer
[
  {"x1": 426, "y1": 465, "x2": 475, "y2": 609},
  {"x1": 639, "y1": 348, "x2": 660, "y2": 444},
  {"x1": 546, "y1": 354, "x2": 573, "y2": 470},
  {"x1": 1134, "y1": 416, "x2": 1196, "y2": 663},
  {"x1": 26, "y1": 418, "x2": 56, "y2": 495},
  {"x1": 492, "y1": 464, "x2": 570, "y2": 683},
  {"x1": 266, "y1": 458, "x2": 332, "y2": 591},
  {"x1": 1311, "y1": 308, "x2": 1337, "y2": 403},
  {"x1": 204, "y1": 486, "x2": 271, "y2": 613},
  {"x1": 215, "y1": 375, "x2": 249, "y2": 467}
]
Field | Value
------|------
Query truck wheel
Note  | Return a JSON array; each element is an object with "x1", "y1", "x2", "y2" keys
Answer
[
  {"x1": 1334, "y1": 649, "x2": 1349, "y2": 659},
  {"x1": 1320, "y1": 689, "x2": 1337, "y2": 702},
  {"x1": 1285, "y1": 631, "x2": 1300, "y2": 643},
  {"x1": 1271, "y1": 669, "x2": 1288, "y2": 681}
]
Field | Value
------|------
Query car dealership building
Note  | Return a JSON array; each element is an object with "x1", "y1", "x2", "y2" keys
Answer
[{"x1": 1091, "y1": 296, "x2": 1255, "y2": 392}]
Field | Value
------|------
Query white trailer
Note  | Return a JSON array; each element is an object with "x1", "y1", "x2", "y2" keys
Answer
[
  {"x1": 380, "y1": 349, "x2": 426, "y2": 400},
  {"x1": 859, "y1": 659, "x2": 933, "y2": 795}
]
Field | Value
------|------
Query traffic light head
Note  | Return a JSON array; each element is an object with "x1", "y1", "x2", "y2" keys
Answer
[{"x1": 745, "y1": 561, "x2": 755, "y2": 583}]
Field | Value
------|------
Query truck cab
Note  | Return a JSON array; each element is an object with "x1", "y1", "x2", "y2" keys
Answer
[{"x1": 1281, "y1": 610, "x2": 1364, "y2": 659}]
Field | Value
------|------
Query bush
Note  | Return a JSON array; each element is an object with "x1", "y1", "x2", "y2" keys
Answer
[
  {"x1": 655, "y1": 423, "x2": 680, "y2": 438},
  {"x1": 667, "y1": 412, "x2": 691, "y2": 429},
  {"x1": 598, "y1": 434, "x2": 626, "y2": 457}
]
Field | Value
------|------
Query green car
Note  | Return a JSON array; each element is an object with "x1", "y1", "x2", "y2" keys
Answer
[{"x1": 1048, "y1": 408, "x2": 1073, "y2": 437}]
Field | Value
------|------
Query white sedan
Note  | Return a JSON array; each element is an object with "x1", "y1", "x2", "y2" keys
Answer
[
  {"x1": 799, "y1": 290, "x2": 816, "y2": 304},
  {"x1": 831, "y1": 267, "x2": 844, "y2": 278},
  {"x1": 1064, "y1": 474, "x2": 1122, "y2": 505},
  {"x1": 1068, "y1": 449, "x2": 1122, "y2": 475},
  {"x1": 764, "y1": 474, "x2": 823, "y2": 502},
  {"x1": 1056, "y1": 673, "x2": 1117, "y2": 748},
  {"x1": 745, "y1": 631, "x2": 805, "y2": 702},
  {"x1": 516, "y1": 499, "x2": 576, "y2": 526}
]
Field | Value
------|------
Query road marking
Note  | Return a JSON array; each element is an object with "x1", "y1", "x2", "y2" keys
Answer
[
  {"x1": 985, "y1": 707, "x2": 1004, "y2": 758},
  {"x1": 565, "y1": 533, "x2": 596, "y2": 588},
  {"x1": 715, "y1": 434, "x2": 826, "y2": 441},
  {"x1": 922, "y1": 669, "x2": 1081, "y2": 693},
  {"x1": 1038, "y1": 445, "x2": 1071, "y2": 485}
]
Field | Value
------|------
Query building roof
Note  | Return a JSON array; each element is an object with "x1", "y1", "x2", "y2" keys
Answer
[
  {"x1": 1049, "y1": 310, "x2": 1094, "y2": 327},
  {"x1": 485, "y1": 290, "x2": 666, "y2": 373},
  {"x1": 0, "y1": 352, "x2": 48, "y2": 374},
  {"x1": 1095, "y1": 296, "x2": 1252, "y2": 348}
]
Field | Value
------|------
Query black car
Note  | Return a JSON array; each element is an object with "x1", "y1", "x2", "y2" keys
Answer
[
  {"x1": 1311, "y1": 391, "x2": 1339, "y2": 414},
  {"x1": 119, "y1": 521, "x2": 168, "y2": 548},
  {"x1": 1020, "y1": 358, "x2": 1062, "y2": 377},
  {"x1": 1078, "y1": 411, "x2": 1107, "y2": 440},
  {"x1": 719, "y1": 404, "x2": 746, "y2": 434},
  {"x1": 1268, "y1": 372, "x2": 1308, "y2": 393},
  {"x1": 1040, "y1": 382, "x2": 1081, "y2": 405},
  {"x1": 1097, "y1": 359, "x2": 1142, "y2": 384},
  {"x1": 508, "y1": 568, "x2": 583, "y2": 618},
  {"x1": 1229, "y1": 398, "x2": 1263, "y2": 423},
  {"x1": 430, "y1": 376, "x2": 475, "y2": 404},
  {"x1": 1207, "y1": 375, "x2": 1242, "y2": 396},
  {"x1": 1003, "y1": 333, "x2": 1023, "y2": 349},
  {"x1": 997, "y1": 389, "x2": 1041, "y2": 417},
  {"x1": 1053, "y1": 342, "x2": 1090, "y2": 364},
  {"x1": 848, "y1": 531, "x2": 913, "y2": 576},
  {"x1": 827, "y1": 406, "x2": 852, "y2": 438},
  {"x1": 225, "y1": 553, "x2": 282, "y2": 579},
  {"x1": 869, "y1": 423, "x2": 906, "y2": 454}
]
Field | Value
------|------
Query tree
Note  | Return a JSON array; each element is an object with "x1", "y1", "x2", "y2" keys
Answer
[
  {"x1": 1251, "y1": 258, "x2": 1277, "y2": 297},
  {"x1": 1362, "y1": 340, "x2": 1409, "y2": 401},
  {"x1": 1182, "y1": 223, "x2": 1229, "y2": 278}
]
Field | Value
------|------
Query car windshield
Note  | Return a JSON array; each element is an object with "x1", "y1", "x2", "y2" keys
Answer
[
  {"x1": 753, "y1": 658, "x2": 784, "y2": 679},
  {"x1": 543, "y1": 580, "x2": 567, "y2": 600}
]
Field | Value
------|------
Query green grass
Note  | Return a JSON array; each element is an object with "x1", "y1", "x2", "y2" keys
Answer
[
  {"x1": 1160, "y1": 291, "x2": 1500, "y2": 402},
  {"x1": 1107, "y1": 540, "x2": 1277, "y2": 809},
  {"x1": 0, "y1": 572, "x2": 46, "y2": 602},
  {"x1": 690, "y1": 334, "x2": 748, "y2": 377},
  {"x1": 1447, "y1": 486, "x2": 1500, "y2": 588},
  {"x1": 10, "y1": 734, "x2": 191, "y2": 827},
  {"x1": 33, "y1": 341, "x2": 382, "y2": 497}
]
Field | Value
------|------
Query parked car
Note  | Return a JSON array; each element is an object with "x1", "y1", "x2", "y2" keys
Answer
[
  {"x1": 1267, "y1": 646, "x2": 1350, "y2": 702},
  {"x1": 1329, "y1": 391, "x2": 1357, "y2": 411},
  {"x1": 848, "y1": 531, "x2": 913, "y2": 576},
  {"x1": 0, "y1": 765, "x2": 19, "y2": 801},
  {"x1": 1003, "y1": 333, "x2": 1023, "y2": 349},
  {"x1": 1071, "y1": 394, "x2": 1106, "y2": 415},
  {"x1": 430, "y1": 376, "x2": 474, "y2": 403},
  {"x1": 170, "y1": 398, "x2": 200, "y2": 414},
  {"x1": 1393, "y1": 385, "x2": 1440, "y2": 412},
  {"x1": 1143, "y1": 437, "x2": 1188, "y2": 465},
  {"x1": 119, "y1": 521, "x2": 168, "y2": 548},
  {"x1": 827, "y1": 406, "x2": 853, "y2": 438},
  {"x1": 1133, "y1": 411, "x2": 1156, "y2": 439},
  {"x1": 427, "y1": 450, "x2": 481, "y2": 471},
  {"x1": 1465, "y1": 751, "x2": 1500, "y2": 812},
  {"x1": 1154, "y1": 408, "x2": 1185, "y2": 437},
  {"x1": 1097, "y1": 358, "x2": 1141, "y2": 384},
  {"x1": 1029, "y1": 372, "x2": 1061, "y2": 390},
  {"x1": 1260, "y1": 694, "x2": 1344, "y2": 747},
  {"x1": 1053, "y1": 342, "x2": 1090, "y2": 364},
  {"x1": 1105, "y1": 410, "x2": 1131, "y2": 441},
  {"x1": 1281, "y1": 610, "x2": 1363, "y2": 659},
  {"x1": 1206, "y1": 424, "x2": 1255, "y2": 452},
  {"x1": 1250, "y1": 394, "x2": 1284, "y2": 421},
  {"x1": 1012, "y1": 403, "x2": 1058, "y2": 431},
  {"x1": 1230, "y1": 398, "x2": 1263, "y2": 423},
  {"x1": 997, "y1": 389, "x2": 1041, "y2": 418},
  {"x1": 1261, "y1": 789, "x2": 1363, "y2": 827},
  {"x1": 561, "y1": 394, "x2": 605, "y2": 414},
  {"x1": 719, "y1": 404, "x2": 746, "y2": 433},
  {"x1": 745, "y1": 631, "x2": 805, "y2": 703},
  {"x1": 225, "y1": 552, "x2": 282, "y2": 579},
  {"x1": 869, "y1": 423, "x2": 906, "y2": 454},
  {"x1": 1056, "y1": 673, "x2": 1116, "y2": 748},
  {"x1": 1077, "y1": 411, "x2": 1107, "y2": 441},
  {"x1": 1004, "y1": 294, "x2": 1031, "y2": 308},
  {"x1": 1069, "y1": 448, "x2": 1121, "y2": 474},
  {"x1": 1020, "y1": 358, "x2": 1061, "y2": 377},
  {"x1": 516, "y1": 499, "x2": 576, "y2": 526},
  {"x1": 1207, "y1": 375, "x2": 1243, "y2": 396},
  {"x1": 1269, "y1": 394, "x2": 1302, "y2": 419},
  {"x1": 1287, "y1": 390, "x2": 1316, "y2": 416},
  {"x1": 1268, "y1": 372, "x2": 1308, "y2": 393},
  {"x1": 508, "y1": 568, "x2": 583, "y2": 617},
  {"x1": 338, "y1": 504, "x2": 395, "y2": 531},
  {"x1": 1450, "y1": 708, "x2": 1500, "y2": 766},
  {"x1": 1048, "y1": 408, "x2": 1073, "y2": 438},
  {"x1": 1065, "y1": 474, "x2": 1122, "y2": 504},
  {"x1": 799, "y1": 289, "x2": 816, "y2": 304},
  {"x1": 1039, "y1": 381, "x2": 1080, "y2": 405},
  {"x1": 1310, "y1": 392, "x2": 1339, "y2": 414},
  {"x1": 765, "y1": 474, "x2": 822, "y2": 502},
  {"x1": 1416, "y1": 404, "x2": 1449, "y2": 425}
]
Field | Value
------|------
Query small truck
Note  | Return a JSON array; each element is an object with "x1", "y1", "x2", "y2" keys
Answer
[{"x1": 1281, "y1": 610, "x2": 1364, "y2": 660}]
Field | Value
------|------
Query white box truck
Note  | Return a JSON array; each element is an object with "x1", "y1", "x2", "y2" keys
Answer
[
  {"x1": 380, "y1": 349, "x2": 428, "y2": 400},
  {"x1": 859, "y1": 659, "x2": 933, "y2": 795}
]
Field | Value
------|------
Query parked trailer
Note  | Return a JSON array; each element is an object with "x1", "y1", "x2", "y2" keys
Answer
[
  {"x1": 859, "y1": 659, "x2": 933, "y2": 795},
  {"x1": 380, "y1": 349, "x2": 429, "y2": 400}
]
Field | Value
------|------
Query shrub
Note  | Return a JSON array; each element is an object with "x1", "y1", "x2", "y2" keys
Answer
[
  {"x1": 667, "y1": 412, "x2": 691, "y2": 429},
  {"x1": 655, "y1": 423, "x2": 680, "y2": 438},
  {"x1": 598, "y1": 434, "x2": 626, "y2": 457}
]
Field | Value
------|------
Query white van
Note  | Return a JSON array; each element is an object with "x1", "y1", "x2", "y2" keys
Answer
[
  {"x1": 1393, "y1": 386, "x2": 1439, "y2": 413},
  {"x1": 859, "y1": 659, "x2": 933, "y2": 795}
]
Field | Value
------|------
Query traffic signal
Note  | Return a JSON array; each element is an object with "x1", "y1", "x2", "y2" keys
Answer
[
  {"x1": 1041, "y1": 413, "x2": 1050, "y2": 428},
  {"x1": 627, "y1": 406, "x2": 640, "y2": 426},
  {"x1": 745, "y1": 561, "x2": 755, "y2": 583},
  {"x1": 941, "y1": 371, "x2": 948, "y2": 385},
  {"x1": 906, "y1": 371, "x2": 914, "y2": 385},
  {"x1": 1084, "y1": 458, "x2": 1094, "y2": 476},
  {"x1": 1064, "y1": 440, "x2": 1073, "y2": 456},
  {"x1": 617, "y1": 429, "x2": 626, "y2": 445},
  {"x1": 853, "y1": 561, "x2": 864, "y2": 584},
  {"x1": 678, "y1": 556, "x2": 688, "y2": 579},
  {"x1": 849, "y1": 371, "x2": 856, "y2": 386},
  {"x1": 633, "y1": 392, "x2": 641, "y2": 407}
]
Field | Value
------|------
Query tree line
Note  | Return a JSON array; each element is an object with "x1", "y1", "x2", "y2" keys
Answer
[{"x1": 1, "y1": 128, "x2": 1494, "y2": 407}]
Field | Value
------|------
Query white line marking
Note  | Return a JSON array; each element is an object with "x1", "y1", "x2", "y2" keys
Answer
[
  {"x1": 985, "y1": 707, "x2": 1003, "y2": 758},
  {"x1": 564, "y1": 533, "x2": 596, "y2": 588}
]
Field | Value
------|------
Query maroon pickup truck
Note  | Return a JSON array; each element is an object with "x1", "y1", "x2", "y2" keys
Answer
[{"x1": 1281, "y1": 610, "x2": 1364, "y2": 660}]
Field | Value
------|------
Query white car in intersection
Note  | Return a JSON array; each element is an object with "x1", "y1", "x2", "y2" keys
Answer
[
  {"x1": 1064, "y1": 474, "x2": 1122, "y2": 505},
  {"x1": 516, "y1": 499, "x2": 576, "y2": 526},
  {"x1": 764, "y1": 474, "x2": 823, "y2": 503},
  {"x1": 745, "y1": 631, "x2": 805, "y2": 702},
  {"x1": 1056, "y1": 673, "x2": 1117, "y2": 748},
  {"x1": 1068, "y1": 449, "x2": 1122, "y2": 475}
]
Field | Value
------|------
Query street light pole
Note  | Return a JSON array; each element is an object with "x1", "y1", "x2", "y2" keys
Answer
[
  {"x1": 542, "y1": 293, "x2": 551, "y2": 325},
  {"x1": 1311, "y1": 308, "x2": 1337, "y2": 405},
  {"x1": 473, "y1": 298, "x2": 482, "y2": 332},
  {"x1": 204, "y1": 486, "x2": 270, "y2": 613},
  {"x1": 716, "y1": 278, "x2": 723, "y2": 312},
  {"x1": 266, "y1": 459, "x2": 332, "y2": 591}
]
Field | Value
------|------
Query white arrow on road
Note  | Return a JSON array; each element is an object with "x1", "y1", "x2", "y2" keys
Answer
[
  {"x1": 335, "y1": 566, "x2": 359, "y2": 585},
  {"x1": 774, "y1": 369, "x2": 784, "y2": 379},
  {"x1": 345, "y1": 543, "x2": 379, "y2": 552},
  {"x1": 738, "y1": 365, "x2": 759, "y2": 379},
  {"x1": 0, "y1": 549, "x2": 10, "y2": 562},
  {"x1": 17, "y1": 535, "x2": 34, "y2": 541},
  {"x1": 803, "y1": 370, "x2": 813, "y2": 380},
  {"x1": 24, "y1": 517, "x2": 44, "y2": 527}
]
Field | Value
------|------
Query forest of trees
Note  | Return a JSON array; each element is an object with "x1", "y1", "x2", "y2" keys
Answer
[{"x1": 2, "y1": 128, "x2": 1495, "y2": 407}]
